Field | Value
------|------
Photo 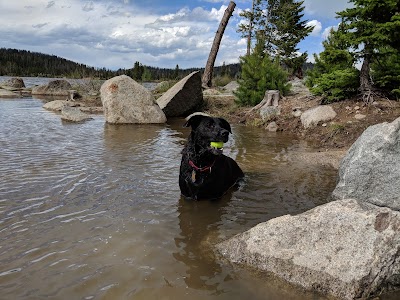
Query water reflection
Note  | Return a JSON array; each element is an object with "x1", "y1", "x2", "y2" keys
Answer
[{"x1": 174, "y1": 193, "x2": 235, "y2": 291}]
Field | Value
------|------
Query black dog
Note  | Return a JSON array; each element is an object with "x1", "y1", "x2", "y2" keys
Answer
[{"x1": 179, "y1": 113, "x2": 244, "y2": 200}]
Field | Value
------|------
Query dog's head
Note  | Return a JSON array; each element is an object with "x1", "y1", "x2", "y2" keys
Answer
[{"x1": 184, "y1": 113, "x2": 232, "y2": 155}]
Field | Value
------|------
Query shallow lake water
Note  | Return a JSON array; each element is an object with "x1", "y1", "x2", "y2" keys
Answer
[{"x1": 0, "y1": 94, "x2": 397, "y2": 299}]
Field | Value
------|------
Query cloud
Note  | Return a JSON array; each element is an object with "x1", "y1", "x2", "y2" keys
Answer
[
  {"x1": 0, "y1": 0, "x2": 243, "y2": 69},
  {"x1": 82, "y1": 1, "x2": 94, "y2": 12},
  {"x1": 46, "y1": 1, "x2": 55, "y2": 9},
  {"x1": 322, "y1": 25, "x2": 339, "y2": 39},
  {"x1": 32, "y1": 23, "x2": 49, "y2": 29},
  {"x1": 307, "y1": 20, "x2": 322, "y2": 36}
]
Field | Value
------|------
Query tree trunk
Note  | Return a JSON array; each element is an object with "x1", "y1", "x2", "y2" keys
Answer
[
  {"x1": 360, "y1": 53, "x2": 374, "y2": 103},
  {"x1": 202, "y1": 1, "x2": 236, "y2": 88},
  {"x1": 246, "y1": 0, "x2": 255, "y2": 56}
]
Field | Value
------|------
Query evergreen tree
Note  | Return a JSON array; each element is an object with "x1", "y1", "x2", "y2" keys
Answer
[
  {"x1": 235, "y1": 34, "x2": 290, "y2": 106},
  {"x1": 141, "y1": 66, "x2": 152, "y2": 81},
  {"x1": 173, "y1": 64, "x2": 180, "y2": 79},
  {"x1": 371, "y1": 47, "x2": 400, "y2": 99},
  {"x1": 132, "y1": 61, "x2": 144, "y2": 80},
  {"x1": 336, "y1": 0, "x2": 400, "y2": 102},
  {"x1": 305, "y1": 25, "x2": 359, "y2": 102},
  {"x1": 268, "y1": 0, "x2": 313, "y2": 77},
  {"x1": 237, "y1": 0, "x2": 267, "y2": 56}
]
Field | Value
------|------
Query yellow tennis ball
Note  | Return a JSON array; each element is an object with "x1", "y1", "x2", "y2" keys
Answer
[{"x1": 210, "y1": 141, "x2": 224, "y2": 149}]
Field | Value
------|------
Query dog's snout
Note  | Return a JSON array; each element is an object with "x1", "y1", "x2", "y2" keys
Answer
[{"x1": 220, "y1": 129, "x2": 229, "y2": 139}]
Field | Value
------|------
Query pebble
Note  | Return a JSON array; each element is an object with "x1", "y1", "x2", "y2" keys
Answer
[
  {"x1": 266, "y1": 121, "x2": 278, "y2": 132},
  {"x1": 354, "y1": 113, "x2": 367, "y2": 120}
]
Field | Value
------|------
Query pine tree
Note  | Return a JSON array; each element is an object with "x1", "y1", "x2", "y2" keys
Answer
[
  {"x1": 173, "y1": 64, "x2": 180, "y2": 79},
  {"x1": 237, "y1": 0, "x2": 267, "y2": 56},
  {"x1": 305, "y1": 25, "x2": 359, "y2": 102},
  {"x1": 337, "y1": 0, "x2": 400, "y2": 102},
  {"x1": 235, "y1": 34, "x2": 290, "y2": 106},
  {"x1": 141, "y1": 66, "x2": 152, "y2": 81},
  {"x1": 132, "y1": 61, "x2": 144, "y2": 80},
  {"x1": 371, "y1": 47, "x2": 400, "y2": 99},
  {"x1": 268, "y1": 0, "x2": 313, "y2": 77},
  {"x1": 238, "y1": 1, "x2": 312, "y2": 77}
]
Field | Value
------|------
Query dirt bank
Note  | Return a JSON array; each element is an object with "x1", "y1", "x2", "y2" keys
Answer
[{"x1": 203, "y1": 84, "x2": 400, "y2": 151}]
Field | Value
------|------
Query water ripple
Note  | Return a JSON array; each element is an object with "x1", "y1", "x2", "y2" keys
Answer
[{"x1": 0, "y1": 98, "x2": 344, "y2": 300}]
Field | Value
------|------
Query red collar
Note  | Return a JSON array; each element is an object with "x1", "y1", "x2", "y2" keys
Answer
[{"x1": 189, "y1": 159, "x2": 216, "y2": 172}]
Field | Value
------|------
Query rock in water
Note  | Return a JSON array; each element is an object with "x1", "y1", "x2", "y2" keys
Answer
[
  {"x1": 332, "y1": 117, "x2": 400, "y2": 211},
  {"x1": 217, "y1": 199, "x2": 400, "y2": 300},
  {"x1": 100, "y1": 75, "x2": 166, "y2": 124},
  {"x1": 1, "y1": 77, "x2": 25, "y2": 89},
  {"x1": 156, "y1": 71, "x2": 203, "y2": 117},
  {"x1": 61, "y1": 106, "x2": 92, "y2": 123},
  {"x1": 32, "y1": 79, "x2": 72, "y2": 96}
]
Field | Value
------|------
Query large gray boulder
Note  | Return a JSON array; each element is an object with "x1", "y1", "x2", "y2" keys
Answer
[
  {"x1": 156, "y1": 71, "x2": 203, "y2": 117},
  {"x1": 32, "y1": 79, "x2": 72, "y2": 96},
  {"x1": 100, "y1": 75, "x2": 166, "y2": 124},
  {"x1": 1, "y1": 77, "x2": 25, "y2": 89},
  {"x1": 217, "y1": 199, "x2": 400, "y2": 300},
  {"x1": 332, "y1": 117, "x2": 400, "y2": 211},
  {"x1": 300, "y1": 105, "x2": 337, "y2": 128}
]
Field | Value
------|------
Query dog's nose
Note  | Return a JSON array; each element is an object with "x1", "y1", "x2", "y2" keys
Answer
[{"x1": 221, "y1": 129, "x2": 229, "y2": 138}]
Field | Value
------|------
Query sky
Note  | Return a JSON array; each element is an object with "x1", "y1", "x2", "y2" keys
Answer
[{"x1": 0, "y1": 0, "x2": 353, "y2": 70}]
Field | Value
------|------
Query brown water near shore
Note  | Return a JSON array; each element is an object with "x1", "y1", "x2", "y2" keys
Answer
[{"x1": 1, "y1": 98, "x2": 396, "y2": 299}]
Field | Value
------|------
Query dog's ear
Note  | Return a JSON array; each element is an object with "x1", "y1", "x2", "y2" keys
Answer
[
  {"x1": 183, "y1": 114, "x2": 207, "y2": 130},
  {"x1": 218, "y1": 118, "x2": 232, "y2": 133}
]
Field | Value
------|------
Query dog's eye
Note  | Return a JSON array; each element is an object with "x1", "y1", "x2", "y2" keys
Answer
[{"x1": 206, "y1": 122, "x2": 215, "y2": 128}]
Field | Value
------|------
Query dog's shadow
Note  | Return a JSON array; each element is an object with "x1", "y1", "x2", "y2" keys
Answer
[{"x1": 173, "y1": 189, "x2": 237, "y2": 291}]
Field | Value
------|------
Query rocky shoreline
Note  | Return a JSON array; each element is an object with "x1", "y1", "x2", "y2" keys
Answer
[{"x1": 217, "y1": 116, "x2": 400, "y2": 299}]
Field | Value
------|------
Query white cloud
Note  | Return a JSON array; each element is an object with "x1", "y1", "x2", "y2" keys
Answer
[
  {"x1": 0, "y1": 0, "x2": 242, "y2": 69},
  {"x1": 322, "y1": 25, "x2": 339, "y2": 39},
  {"x1": 0, "y1": 0, "x2": 350, "y2": 70},
  {"x1": 307, "y1": 20, "x2": 322, "y2": 36}
]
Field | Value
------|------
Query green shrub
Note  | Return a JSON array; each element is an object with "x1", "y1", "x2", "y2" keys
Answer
[
  {"x1": 311, "y1": 68, "x2": 359, "y2": 103},
  {"x1": 235, "y1": 54, "x2": 290, "y2": 106}
]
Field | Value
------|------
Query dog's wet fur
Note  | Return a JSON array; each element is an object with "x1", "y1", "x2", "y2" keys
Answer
[{"x1": 179, "y1": 114, "x2": 244, "y2": 200}]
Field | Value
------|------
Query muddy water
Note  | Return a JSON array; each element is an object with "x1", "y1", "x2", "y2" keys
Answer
[{"x1": 0, "y1": 97, "x2": 352, "y2": 299}]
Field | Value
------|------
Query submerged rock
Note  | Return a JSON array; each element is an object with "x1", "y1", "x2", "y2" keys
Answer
[
  {"x1": 217, "y1": 199, "x2": 400, "y2": 300},
  {"x1": 61, "y1": 106, "x2": 92, "y2": 123},
  {"x1": 0, "y1": 89, "x2": 20, "y2": 98},
  {"x1": 156, "y1": 71, "x2": 203, "y2": 117},
  {"x1": 32, "y1": 79, "x2": 72, "y2": 96},
  {"x1": 332, "y1": 117, "x2": 400, "y2": 211},
  {"x1": 100, "y1": 75, "x2": 166, "y2": 124},
  {"x1": 43, "y1": 100, "x2": 78, "y2": 111}
]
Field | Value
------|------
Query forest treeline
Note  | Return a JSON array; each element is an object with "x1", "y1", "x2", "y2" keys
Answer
[{"x1": 0, "y1": 48, "x2": 241, "y2": 81}]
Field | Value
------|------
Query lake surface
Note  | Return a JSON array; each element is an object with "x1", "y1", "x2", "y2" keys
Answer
[{"x1": 1, "y1": 88, "x2": 395, "y2": 299}]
